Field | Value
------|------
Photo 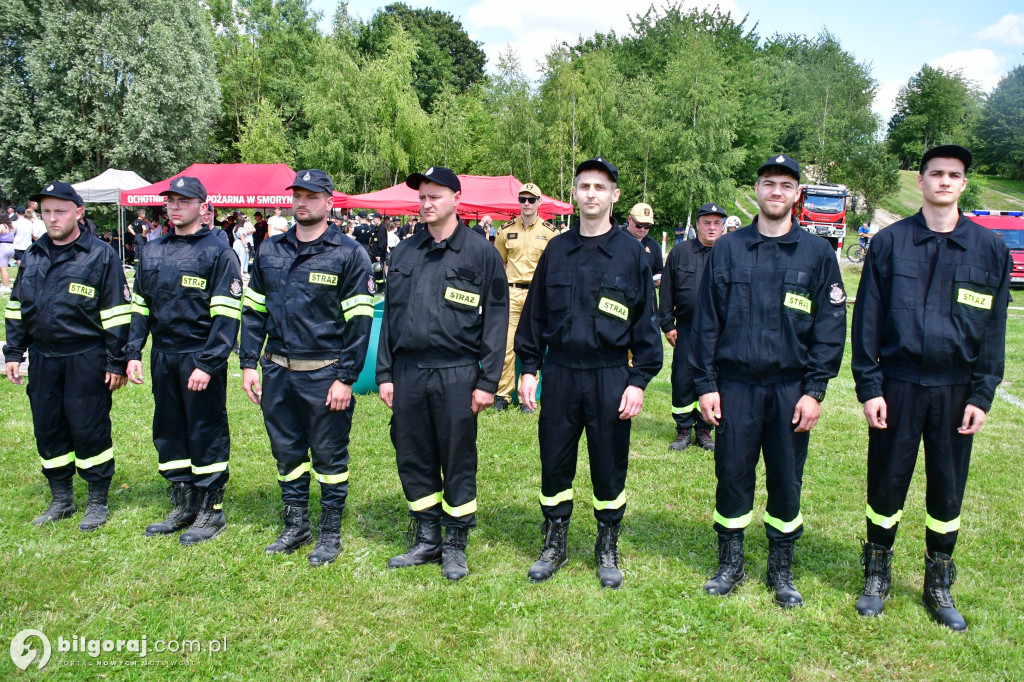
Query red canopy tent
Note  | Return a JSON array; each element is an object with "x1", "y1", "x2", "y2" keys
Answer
[
  {"x1": 347, "y1": 175, "x2": 573, "y2": 219},
  {"x1": 120, "y1": 163, "x2": 351, "y2": 209}
]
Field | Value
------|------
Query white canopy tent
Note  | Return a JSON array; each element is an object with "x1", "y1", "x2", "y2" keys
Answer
[{"x1": 72, "y1": 169, "x2": 150, "y2": 261}]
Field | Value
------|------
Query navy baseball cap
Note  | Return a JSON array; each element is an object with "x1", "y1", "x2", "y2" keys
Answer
[
  {"x1": 30, "y1": 181, "x2": 84, "y2": 207},
  {"x1": 920, "y1": 144, "x2": 972, "y2": 173},
  {"x1": 406, "y1": 167, "x2": 461, "y2": 193},
  {"x1": 696, "y1": 202, "x2": 727, "y2": 218},
  {"x1": 160, "y1": 176, "x2": 208, "y2": 200},
  {"x1": 575, "y1": 157, "x2": 618, "y2": 183},
  {"x1": 288, "y1": 169, "x2": 334, "y2": 194},
  {"x1": 14, "y1": 205, "x2": 26, "y2": 214},
  {"x1": 758, "y1": 154, "x2": 801, "y2": 181},
  {"x1": 357, "y1": 211, "x2": 368, "y2": 218}
]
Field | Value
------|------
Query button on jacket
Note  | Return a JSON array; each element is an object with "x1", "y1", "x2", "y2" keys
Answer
[
  {"x1": 494, "y1": 216, "x2": 557, "y2": 284},
  {"x1": 659, "y1": 237, "x2": 712, "y2": 332},
  {"x1": 376, "y1": 221, "x2": 508, "y2": 392},
  {"x1": 240, "y1": 224, "x2": 373, "y2": 384},
  {"x1": 126, "y1": 227, "x2": 242, "y2": 376},
  {"x1": 515, "y1": 223, "x2": 663, "y2": 388},
  {"x1": 851, "y1": 211, "x2": 1011, "y2": 411},
  {"x1": 4, "y1": 229, "x2": 130, "y2": 373},
  {"x1": 691, "y1": 219, "x2": 846, "y2": 397}
]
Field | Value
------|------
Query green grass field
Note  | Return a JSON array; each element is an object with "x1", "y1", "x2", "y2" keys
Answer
[
  {"x1": 2, "y1": 273, "x2": 1023, "y2": 680},
  {"x1": 879, "y1": 171, "x2": 1024, "y2": 219}
]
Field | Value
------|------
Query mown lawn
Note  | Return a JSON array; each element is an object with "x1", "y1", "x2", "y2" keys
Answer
[{"x1": 1, "y1": 280, "x2": 1023, "y2": 680}]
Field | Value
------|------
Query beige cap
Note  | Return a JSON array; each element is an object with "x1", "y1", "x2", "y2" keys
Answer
[
  {"x1": 630, "y1": 202, "x2": 654, "y2": 225},
  {"x1": 519, "y1": 183, "x2": 543, "y2": 198}
]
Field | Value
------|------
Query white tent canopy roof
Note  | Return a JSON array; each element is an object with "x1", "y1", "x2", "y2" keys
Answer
[{"x1": 72, "y1": 168, "x2": 149, "y2": 203}]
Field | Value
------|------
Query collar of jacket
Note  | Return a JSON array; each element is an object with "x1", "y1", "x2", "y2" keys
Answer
[
  {"x1": 283, "y1": 223, "x2": 345, "y2": 249},
  {"x1": 745, "y1": 216, "x2": 801, "y2": 249},
  {"x1": 168, "y1": 225, "x2": 213, "y2": 240},
  {"x1": 566, "y1": 218, "x2": 622, "y2": 258},
  {"x1": 32, "y1": 223, "x2": 95, "y2": 259},
  {"x1": 413, "y1": 219, "x2": 470, "y2": 252},
  {"x1": 691, "y1": 237, "x2": 712, "y2": 252},
  {"x1": 911, "y1": 210, "x2": 971, "y2": 249}
]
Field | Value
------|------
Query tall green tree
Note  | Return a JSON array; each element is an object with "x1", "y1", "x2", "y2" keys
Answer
[
  {"x1": 0, "y1": 0, "x2": 220, "y2": 199},
  {"x1": 479, "y1": 49, "x2": 541, "y2": 181},
  {"x1": 974, "y1": 65, "x2": 1024, "y2": 179},
  {"x1": 887, "y1": 64, "x2": 980, "y2": 169},
  {"x1": 358, "y1": 3, "x2": 486, "y2": 112},
  {"x1": 237, "y1": 99, "x2": 295, "y2": 166}
]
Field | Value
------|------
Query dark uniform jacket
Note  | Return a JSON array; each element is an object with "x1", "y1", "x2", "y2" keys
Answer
[
  {"x1": 4, "y1": 229, "x2": 130, "y2": 373},
  {"x1": 126, "y1": 227, "x2": 242, "y2": 376},
  {"x1": 691, "y1": 219, "x2": 846, "y2": 399},
  {"x1": 659, "y1": 237, "x2": 712, "y2": 332},
  {"x1": 240, "y1": 224, "x2": 374, "y2": 385},
  {"x1": 515, "y1": 222, "x2": 663, "y2": 389},
  {"x1": 637, "y1": 233, "x2": 664, "y2": 279},
  {"x1": 851, "y1": 211, "x2": 1011, "y2": 411},
  {"x1": 368, "y1": 222, "x2": 389, "y2": 262},
  {"x1": 376, "y1": 221, "x2": 508, "y2": 393}
]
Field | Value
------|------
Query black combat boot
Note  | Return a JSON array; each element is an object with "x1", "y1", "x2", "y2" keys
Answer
[
  {"x1": 527, "y1": 517, "x2": 570, "y2": 582},
  {"x1": 32, "y1": 478, "x2": 76, "y2": 526},
  {"x1": 145, "y1": 482, "x2": 198, "y2": 536},
  {"x1": 704, "y1": 535, "x2": 745, "y2": 596},
  {"x1": 766, "y1": 540, "x2": 803, "y2": 608},
  {"x1": 308, "y1": 507, "x2": 343, "y2": 567},
  {"x1": 923, "y1": 551, "x2": 967, "y2": 631},
  {"x1": 387, "y1": 518, "x2": 442, "y2": 569},
  {"x1": 79, "y1": 479, "x2": 111, "y2": 531},
  {"x1": 595, "y1": 522, "x2": 622, "y2": 589},
  {"x1": 668, "y1": 430, "x2": 692, "y2": 452},
  {"x1": 492, "y1": 397, "x2": 509, "y2": 411},
  {"x1": 855, "y1": 541, "x2": 892, "y2": 617},
  {"x1": 180, "y1": 488, "x2": 226, "y2": 546},
  {"x1": 441, "y1": 526, "x2": 469, "y2": 581},
  {"x1": 695, "y1": 429, "x2": 715, "y2": 451},
  {"x1": 265, "y1": 505, "x2": 313, "y2": 555}
]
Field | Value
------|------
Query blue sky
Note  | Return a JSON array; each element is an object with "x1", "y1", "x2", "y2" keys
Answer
[{"x1": 310, "y1": 0, "x2": 1024, "y2": 120}]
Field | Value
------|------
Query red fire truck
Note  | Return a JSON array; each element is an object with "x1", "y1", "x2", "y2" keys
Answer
[{"x1": 792, "y1": 183, "x2": 850, "y2": 253}]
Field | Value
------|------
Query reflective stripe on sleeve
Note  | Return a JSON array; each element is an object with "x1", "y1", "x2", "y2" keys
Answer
[
  {"x1": 865, "y1": 504, "x2": 903, "y2": 529},
  {"x1": 341, "y1": 295, "x2": 373, "y2": 310},
  {"x1": 243, "y1": 289, "x2": 267, "y2": 313},
  {"x1": 75, "y1": 448, "x2": 113, "y2": 469},
  {"x1": 343, "y1": 305, "x2": 374, "y2": 321},
  {"x1": 100, "y1": 304, "x2": 131, "y2": 319},
  {"x1": 713, "y1": 509, "x2": 752, "y2": 529}
]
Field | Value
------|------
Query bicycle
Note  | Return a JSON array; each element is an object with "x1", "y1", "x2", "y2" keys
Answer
[{"x1": 846, "y1": 242, "x2": 867, "y2": 263}]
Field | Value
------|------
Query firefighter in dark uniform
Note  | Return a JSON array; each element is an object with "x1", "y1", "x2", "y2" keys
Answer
[
  {"x1": 624, "y1": 202, "x2": 664, "y2": 286},
  {"x1": 3, "y1": 182, "x2": 130, "y2": 530},
  {"x1": 353, "y1": 212, "x2": 373, "y2": 249},
  {"x1": 851, "y1": 145, "x2": 1011, "y2": 631},
  {"x1": 515, "y1": 158, "x2": 663, "y2": 589},
  {"x1": 240, "y1": 169, "x2": 373, "y2": 567},
  {"x1": 126, "y1": 176, "x2": 242, "y2": 546},
  {"x1": 376, "y1": 166, "x2": 508, "y2": 581},
  {"x1": 659, "y1": 203, "x2": 725, "y2": 451},
  {"x1": 367, "y1": 212, "x2": 389, "y2": 291},
  {"x1": 692, "y1": 155, "x2": 846, "y2": 607}
]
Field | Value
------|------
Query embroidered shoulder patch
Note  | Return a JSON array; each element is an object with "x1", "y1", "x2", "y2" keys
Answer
[{"x1": 829, "y1": 282, "x2": 846, "y2": 305}]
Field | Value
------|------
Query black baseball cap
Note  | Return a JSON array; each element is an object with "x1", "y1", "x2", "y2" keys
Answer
[
  {"x1": 30, "y1": 181, "x2": 84, "y2": 207},
  {"x1": 696, "y1": 202, "x2": 727, "y2": 218},
  {"x1": 406, "y1": 167, "x2": 461, "y2": 193},
  {"x1": 920, "y1": 144, "x2": 972, "y2": 173},
  {"x1": 14, "y1": 205, "x2": 26, "y2": 214},
  {"x1": 575, "y1": 157, "x2": 618, "y2": 182},
  {"x1": 758, "y1": 154, "x2": 801, "y2": 181},
  {"x1": 287, "y1": 169, "x2": 334, "y2": 194},
  {"x1": 160, "y1": 176, "x2": 207, "y2": 200},
  {"x1": 358, "y1": 211, "x2": 368, "y2": 218}
]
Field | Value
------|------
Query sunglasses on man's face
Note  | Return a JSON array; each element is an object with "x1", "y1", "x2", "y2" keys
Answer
[{"x1": 518, "y1": 196, "x2": 538, "y2": 204}]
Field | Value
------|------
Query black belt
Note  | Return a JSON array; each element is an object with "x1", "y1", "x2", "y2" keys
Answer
[{"x1": 510, "y1": 283, "x2": 530, "y2": 290}]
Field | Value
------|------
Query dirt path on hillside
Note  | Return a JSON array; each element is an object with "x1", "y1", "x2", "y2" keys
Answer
[{"x1": 872, "y1": 207, "x2": 901, "y2": 228}]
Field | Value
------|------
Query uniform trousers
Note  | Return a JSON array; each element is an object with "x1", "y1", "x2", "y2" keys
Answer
[
  {"x1": 671, "y1": 327, "x2": 712, "y2": 433},
  {"x1": 260, "y1": 358, "x2": 353, "y2": 510},
  {"x1": 713, "y1": 377, "x2": 808, "y2": 542},
  {"x1": 391, "y1": 360, "x2": 479, "y2": 528},
  {"x1": 537, "y1": 363, "x2": 630, "y2": 525},
  {"x1": 866, "y1": 378, "x2": 972, "y2": 556},
  {"x1": 151, "y1": 349, "x2": 230, "y2": 489},
  {"x1": 28, "y1": 347, "x2": 114, "y2": 482}
]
